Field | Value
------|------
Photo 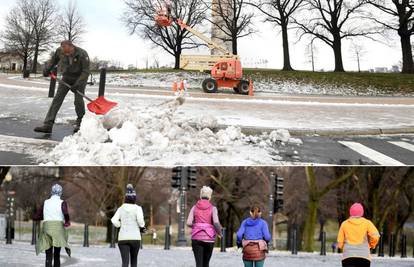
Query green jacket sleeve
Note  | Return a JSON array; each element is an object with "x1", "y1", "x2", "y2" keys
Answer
[
  {"x1": 74, "y1": 51, "x2": 90, "y2": 87},
  {"x1": 46, "y1": 49, "x2": 61, "y2": 73}
]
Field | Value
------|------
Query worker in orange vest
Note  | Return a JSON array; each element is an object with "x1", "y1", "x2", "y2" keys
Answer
[{"x1": 337, "y1": 203, "x2": 380, "y2": 267}]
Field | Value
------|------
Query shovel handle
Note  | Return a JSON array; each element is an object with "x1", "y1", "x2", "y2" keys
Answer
[{"x1": 50, "y1": 74, "x2": 94, "y2": 102}]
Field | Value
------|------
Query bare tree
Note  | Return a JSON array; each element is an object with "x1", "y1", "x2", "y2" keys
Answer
[
  {"x1": 305, "y1": 38, "x2": 318, "y2": 71},
  {"x1": 25, "y1": 0, "x2": 58, "y2": 74},
  {"x1": 295, "y1": 0, "x2": 376, "y2": 72},
  {"x1": 123, "y1": 0, "x2": 208, "y2": 69},
  {"x1": 249, "y1": 0, "x2": 305, "y2": 70},
  {"x1": 302, "y1": 166, "x2": 355, "y2": 252},
  {"x1": 367, "y1": 0, "x2": 414, "y2": 73},
  {"x1": 0, "y1": 0, "x2": 36, "y2": 72},
  {"x1": 350, "y1": 41, "x2": 366, "y2": 72},
  {"x1": 58, "y1": 0, "x2": 86, "y2": 43},
  {"x1": 206, "y1": 0, "x2": 255, "y2": 55}
]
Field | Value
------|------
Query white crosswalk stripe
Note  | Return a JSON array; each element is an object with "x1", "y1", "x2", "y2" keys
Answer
[
  {"x1": 388, "y1": 141, "x2": 414, "y2": 153},
  {"x1": 338, "y1": 141, "x2": 405, "y2": 166}
]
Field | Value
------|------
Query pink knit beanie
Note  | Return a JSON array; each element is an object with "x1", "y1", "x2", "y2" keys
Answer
[{"x1": 350, "y1": 203, "x2": 364, "y2": 217}]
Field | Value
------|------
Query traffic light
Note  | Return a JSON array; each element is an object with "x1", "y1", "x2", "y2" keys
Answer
[
  {"x1": 188, "y1": 167, "x2": 197, "y2": 189},
  {"x1": 171, "y1": 167, "x2": 182, "y2": 188},
  {"x1": 274, "y1": 176, "x2": 284, "y2": 213},
  {"x1": 6, "y1": 196, "x2": 14, "y2": 218}
]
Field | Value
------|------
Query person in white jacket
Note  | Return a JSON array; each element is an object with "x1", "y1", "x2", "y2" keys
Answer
[{"x1": 111, "y1": 184, "x2": 145, "y2": 267}]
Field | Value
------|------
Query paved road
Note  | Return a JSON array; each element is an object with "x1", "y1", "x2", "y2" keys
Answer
[
  {"x1": 0, "y1": 116, "x2": 413, "y2": 165},
  {"x1": 1, "y1": 242, "x2": 414, "y2": 267},
  {"x1": 1, "y1": 74, "x2": 414, "y2": 165}
]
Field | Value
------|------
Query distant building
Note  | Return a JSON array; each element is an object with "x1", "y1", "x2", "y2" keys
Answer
[
  {"x1": 0, "y1": 51, "x2": 23, "y2": 71},
  {"x1": 374, "y1": 67, "x2": 388, "y2": 73}
]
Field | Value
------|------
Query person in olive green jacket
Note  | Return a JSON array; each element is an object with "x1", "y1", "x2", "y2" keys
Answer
[{"x1": 34, "y1": 40, "x2": 90, "y2": 134}]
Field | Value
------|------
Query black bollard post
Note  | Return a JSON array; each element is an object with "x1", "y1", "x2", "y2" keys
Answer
[
  {"x1": 291, "y1": 227, "x2": 298, "y2": 255},
  {"x1": 164, "y1": 225, "x2": 170, "y2": 250},
  {"x1": 6, "y1": 217, "x2": 12, "y2": 244},
  {"x1": 31, "y1": 221, "x2": 37, "y2": 245},
  {"x1": 401, "y1": 234, "x2": 407, "y2": 258},
  {"x1": 378, "y1": 233, "x2": 384, "y2": 257},
  {"x1": 389, "y1": 234, "x2": 395, "y2": 257},
  {"x1": 110, "y1": 223, "x2": 116, "y2": 248},
  {"x1": 320, "y1": 231, "x2": 326, "y2": 256},
  {"x1": 48, "y1": 70, "x2": 57, "y2": 98},
  {"x1": 220, "y1": 228, "x2": 226, "y2": 252},
  {"x1": 98, "y1": 68, "x2": 107, "y2": 97},
  {"x1": 83, "y1": 223, "x2": 89, "y2": 247}
]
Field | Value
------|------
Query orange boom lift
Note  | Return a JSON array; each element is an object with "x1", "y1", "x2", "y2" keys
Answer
[{"x1": 155, "y1": 6, "x2": 251, "y2": 95}]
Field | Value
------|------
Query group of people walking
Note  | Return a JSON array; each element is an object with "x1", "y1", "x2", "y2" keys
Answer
[{"x1": 33, "y1": 184, "x2": 380, "y2": 267}]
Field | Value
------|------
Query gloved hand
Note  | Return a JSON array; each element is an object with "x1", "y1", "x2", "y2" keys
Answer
[
  {"x1": 43, "y1": 68, "x2": 51, "y2": 78},
  {"x1": 140, "y1": 227, "x2": 147, "y2": 234}
]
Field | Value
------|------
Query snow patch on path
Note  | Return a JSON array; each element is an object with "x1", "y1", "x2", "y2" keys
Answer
[{"x1": 41, "y1": 97, "x2": 302, "y2": 165}]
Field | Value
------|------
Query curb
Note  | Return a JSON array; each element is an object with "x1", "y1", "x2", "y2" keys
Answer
[{"x1": 213, "y1": 125, "x2": 414, "y2": 137}]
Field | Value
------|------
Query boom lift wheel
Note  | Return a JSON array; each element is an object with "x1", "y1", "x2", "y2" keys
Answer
[
  {"x1": 202, "y1": 78, "x2": 218, "y2": 93},
  {"x1": 237, "y1": 80, "x2": 250, "y2": 95}
]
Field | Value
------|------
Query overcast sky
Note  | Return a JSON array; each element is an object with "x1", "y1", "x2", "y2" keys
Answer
[{"x1": 0, "y1": 0, "x2": 405, "y2": 71}]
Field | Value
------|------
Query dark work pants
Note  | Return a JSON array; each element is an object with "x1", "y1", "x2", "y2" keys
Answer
[
  {"x1": 342, "y1": 257, "x2": 371, "y2": 267},
  {"x1": 44, "y1": 78, "x2": 86, "y2": 126},
  {"x1": 45, "y1": 246, "x2": 61, "y2": 267},
  {"x1": 118, "y1": 240, "x2": 140, "y2": 267},
  {"x1": 192, "y1": 240, "x2": 215, "y2": 267}
]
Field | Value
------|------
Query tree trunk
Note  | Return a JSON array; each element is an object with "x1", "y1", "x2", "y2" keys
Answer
[
  {"x1": 32, "y1": 43, "x2": 40, "y2": 74},
  {"x1": 332, "y1": 35, "x2": 345, "y2": 72},
  {"x1": 399, "y1": 33, "x2": 414, "y2": 74},
  {"x1": 232, "y1": 35, "x2": 238, "y2": 55},
  {"x1": 174, "y1": 44, "x2": 182, "y2": 69},
  {"x1": 281, "y1": 23, "x2": 293, "y2": 71},
  {"x1": 303, "y1": 196, "x2": 318, "y2": 252}
]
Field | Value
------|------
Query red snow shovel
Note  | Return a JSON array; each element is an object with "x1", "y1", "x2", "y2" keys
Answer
[{"x1": 50, "y1": 74, "x2": 118, "y2": 115}]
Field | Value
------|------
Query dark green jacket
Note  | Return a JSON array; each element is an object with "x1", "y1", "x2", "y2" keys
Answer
[{"x1": 46, "y1": 46, "x2": 90, "y2": 86}]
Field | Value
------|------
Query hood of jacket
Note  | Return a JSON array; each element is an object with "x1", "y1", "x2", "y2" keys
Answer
[
  {"x1": 195, "y1": 199, "x2": 212, "y2": 210},
  {"x1": 245, "y1": 218, "x2": 261, "y2": 227}
]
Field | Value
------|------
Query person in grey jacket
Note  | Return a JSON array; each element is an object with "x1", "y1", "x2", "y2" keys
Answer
[{"x1": 111, "y1": 184, "x2": 145, "y2": 267}]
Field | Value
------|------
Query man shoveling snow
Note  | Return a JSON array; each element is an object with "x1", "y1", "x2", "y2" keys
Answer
[{"x1": 34, "y1": 40, "x2": 90, "y2": 134}]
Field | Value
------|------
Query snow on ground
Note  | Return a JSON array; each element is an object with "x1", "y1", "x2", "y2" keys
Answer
[
  {"x1": 1, "y1": 242, "x2": 414, "y2": 267},
  {"x1": 105, "y1": 71, "x2": 398, "y2": 96},
  {"x1": 41, "y1": 96, "x2": 302, "y2": 165}
]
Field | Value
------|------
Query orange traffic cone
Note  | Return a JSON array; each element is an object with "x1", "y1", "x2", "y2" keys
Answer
[
  {"x1": 172, "y1": 81, "x2": 178, "y2": 92},
  {"x1": 249, "y1": 79, "x2": 254, "y2": 96}
]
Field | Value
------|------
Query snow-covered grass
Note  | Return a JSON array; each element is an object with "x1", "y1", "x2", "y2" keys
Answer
[
  {"x1": 104, "y1": 70, "x2": 414, "y2": 96},
  {"x1": 41, "y1": 96, "x2": 302, "y2": 166}
]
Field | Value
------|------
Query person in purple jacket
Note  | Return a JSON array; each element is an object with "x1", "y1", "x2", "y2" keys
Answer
[
  {"x1": 236, "y1": 206, "x2": 271, "y2": 267},
  {"x1": 186, "y1": 186, "x2": 222, "y2": 267}
]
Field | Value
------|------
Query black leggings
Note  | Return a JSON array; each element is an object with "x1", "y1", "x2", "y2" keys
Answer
[
  {"x1": 118, "y1": 240, "x2": 141, "y2": 267},
  {"x1": 192, "y1": 240, "x2": 215, "y2": 267},
  {"x1": 45, "y1": 247, "x2": 61, "y2": 267},
  {"x1": 342, "y1": 258, "x2": 371, "y2": 267}
]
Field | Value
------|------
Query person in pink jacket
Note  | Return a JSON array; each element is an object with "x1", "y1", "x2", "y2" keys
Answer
[{"x1": 187, "y1": 186, "x2": 222, "y2": 267}]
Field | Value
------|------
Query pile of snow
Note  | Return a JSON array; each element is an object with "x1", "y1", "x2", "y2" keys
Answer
[
  {"x1": 41, "y1": 97, "x2": 302, "y2": 165},
  {"x1": 105, "y1": 71, "x2": 399, "y2": 96}
]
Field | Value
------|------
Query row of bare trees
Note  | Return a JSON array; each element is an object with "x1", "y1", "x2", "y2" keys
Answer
[
  {"x1": 0, "y1": 0, "x2": 86, "y2": 73},
  {"x1": 123, "y1": 0, "x2": 414, "y2": 73},
  {"x1": 2, "y1": 166, "x2": 413, "y2": 253}
]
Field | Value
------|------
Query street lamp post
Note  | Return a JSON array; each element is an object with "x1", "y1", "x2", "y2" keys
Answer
[
  {"x1": 268, "y1": 172, "x2": 276, "y2": 250},
  {"x1": 4, "y1": 172, "x2": 13, "y2": 245},
  {"x1": 176, "y1": 168, "x2": 188, "y2": 247}
]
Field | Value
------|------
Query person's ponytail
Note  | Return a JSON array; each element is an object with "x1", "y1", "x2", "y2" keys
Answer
[{"x1": 250, "y1": 206, "x2": 261, "y2": 219}]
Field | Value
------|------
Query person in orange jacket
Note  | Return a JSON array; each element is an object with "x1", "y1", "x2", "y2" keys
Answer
[{"x1": 337, "y1": 203, "x2": 380, "y2": 267}]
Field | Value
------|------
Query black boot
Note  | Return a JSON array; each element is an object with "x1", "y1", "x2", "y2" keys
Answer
[
  {"x1": 73, "y1": 124, "x2": 80, "y2": 133},
  {"x1": 34, "y1": 124, "x2": 52, "y2": 134}
]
